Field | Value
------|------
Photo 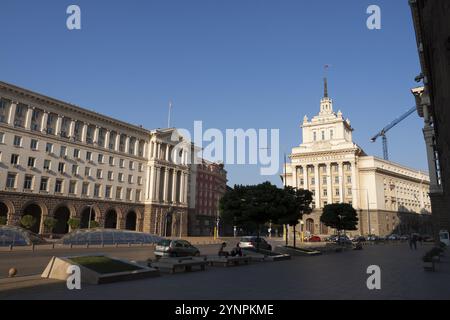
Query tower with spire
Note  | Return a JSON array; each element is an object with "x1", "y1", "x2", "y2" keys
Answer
[{"x1": 319, "y1": 76, "x2": 333, "y2": 115}]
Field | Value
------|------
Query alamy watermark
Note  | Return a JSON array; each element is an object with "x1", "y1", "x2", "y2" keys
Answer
[
  {"x1": 366, "y1": 5, "x2": 381, "y2": 30},
  {"x1": 170, "y1": 121, "x2": 280, "y2": 176},
  {"x1": 366, "y1": 265, "x2": 381, "y2": 290}
]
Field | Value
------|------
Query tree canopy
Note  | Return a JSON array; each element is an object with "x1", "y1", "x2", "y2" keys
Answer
[{"x1": 320, "y1": 203, "x2": 358, "y2": 233}]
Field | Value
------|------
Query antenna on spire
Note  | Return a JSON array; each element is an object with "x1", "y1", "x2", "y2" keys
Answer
[
  {"x1": 168, "y1": 99, "x2": 173, "y2": 128},
  {"x1": 324, "y1": 64, "x2": 330, "y2": 98}
]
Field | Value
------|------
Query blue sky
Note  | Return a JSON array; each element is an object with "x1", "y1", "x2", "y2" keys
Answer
[{"x1": 0, "y1": 0, "x2": 426, "y2": 187}]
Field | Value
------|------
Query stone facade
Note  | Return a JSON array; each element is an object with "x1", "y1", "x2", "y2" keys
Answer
[
  {"x1": 410, "y1": 0, "x2": 450, "y2": 239},
  {"x1": 0, "y1": 81, "x2": 190, "y2": 236},
  {"x1": 283, "y1": 79, "x2": 432, "y2": 237}
]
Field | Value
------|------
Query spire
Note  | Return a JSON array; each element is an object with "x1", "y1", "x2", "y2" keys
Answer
[{"x1": 324, "y1": 77, "x2": 328, "y2": 98}]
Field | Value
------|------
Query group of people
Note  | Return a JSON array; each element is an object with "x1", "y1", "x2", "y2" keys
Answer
[{"x1": 218, "y1": 242, "x2": 243, "y2": 257}]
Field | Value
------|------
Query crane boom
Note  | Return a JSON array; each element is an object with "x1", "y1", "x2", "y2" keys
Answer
[{"x1": 370, "y1": 106, "x2": 417, "y2": 160}]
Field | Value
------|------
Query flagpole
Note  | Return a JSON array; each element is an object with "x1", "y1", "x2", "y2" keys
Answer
[{"x1": 168, "y1": 100, "x2": 173, "y2": 128}]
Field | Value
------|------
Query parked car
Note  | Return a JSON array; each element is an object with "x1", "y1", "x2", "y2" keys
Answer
[
  {"x1": 308, "y1": 235, "x2": 322, "y2": 242},
  {"x1": 154, "y1": 239, "x2": 200, "y2": 258},
  {"x1": 238, "y1": 236, "x2": 272, "y2": 251},
  {"x1": 422, "y1": 235, "x2": 434, "y2": 243},
  {"x1": 334, "y1": 235, "x2": 352, "y2": 245},
  {"x1": 387, "y1": 234, "x2": 400, "y2": 241},
  {"x1": 352, "y1": 236, "x2": 366, "y2": 242},
  {"x1": 400, "y1": 235, "x2": 409, "y2": 241},
  {"x1": 326, "y1": 235, "x2": 338, "y2": 242}
]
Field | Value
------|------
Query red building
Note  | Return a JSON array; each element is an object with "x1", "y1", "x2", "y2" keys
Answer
[{"x1": 188, "y1": 160, "x2": 227, "y2": 236}]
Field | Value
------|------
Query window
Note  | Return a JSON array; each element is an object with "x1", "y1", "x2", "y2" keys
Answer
[
  {"x1": 323, "y1": 189, "x2": 327, "y2": 196},
  {"x1": 136, "y1": 190, "x2": 141, "y2": 202},
  {"x1": 311, "y1": 178, "x2": 315, "y2": 186},
  {"x1": 30, "y1": 139, "x2": 38, "y2": 150},
  {"x1": 58, "y1": 162, "x2": 65, "y2": 174},
  {"x1": 335, "y1": 188, "x2": 340, "y2": 196},
  {"x1": 119, "y1": 159, "x2": 125, "y2": 168},
  {"x1": 6, "y1": 173, "x2": 17, "y2": 189},
  {"x1": 23, "y1": 175, "x2": 33, "y2": 190},
  {"x1": 13, "y1": 135, "x2": 22, "y2": 147},
  {"x1": 73, "y1": 148, "x2": 80, "y2": 159},
  {"x1": 128, "y1": 175, "x2": 133, "y2": 184},
  {"x1": 335, "y1": 176, "x2": 339, "y2": 184},
  {"x1": 138, "y1": 163, "x2": 143, "y2": 172},
  {"x1": 60, "y1": 146, "x2": 67, "y2": 158},
  {"x1": 86, "y1": 151, "x2": 92, "y2": 162},
  {"x1": 330, "y1": 130, "x2": 334, "y2": 140},
  {"x1": 85, "y1": 167, "x2": 91, "y2": 177},
  {"x1": 322, "y1": 176, "x2": 327, "y2": 184},
  {"x1": 137, "y1": 176, "x2": 143, "y2": 185},
  {"x1": 0, "y1": 132, "x2": 4, "y2": 144},
  {"x1": 129, "y1": 161, "x2": 134, "y2": 170},
  {"x1": 28, "y1": 157, "x2": 36, "y2": 168},
  {"x1": 55, "y1": 179, "x2": 63, "y2": 193},
  {"x1": 126, "y1": 188, "x2": 132, "y2": 201},
  {"x1": 81, "y1": 182, "x2": 89, "y2": 196},
  {"x1": 116, "y1": 187, "x2": 122, "y2": 200},
  {"x1": 43, "y1": 159, "x2": 51, "y2": 171},
  {"x1": 348, "y1": 188, "x2": 352, "y2": 196},
  {"x1": 40, "y1": 177, "x2": 49, "y2": 192},
  {"x1": 69, "y1": 181, "x2": 77, "y2": 194},
  {"x1": 10, "y1": 154, "x2": 19, "y2": 165},
  {"x1": 96, "y1": 169, "x2": 103, "y2": 179},
  {"x1": 108, "y1": 171, "x2": 114, "y2": 181},
  {"x1": 118, "y1": 173, "x2": 124, "y2": 182},
  {"x1": 94, "y1": 184, "x2": 101, "y2": 197},
  {"x1": 109, "y1": 156, "x2": 114, "y2": 166},
  {"x1": 46, "y1": 143, "x2": 53, "y2": 153},
  {"x1": 313, "y1": 132, "x2": 317, "y2": 141},
  {"x1": 98, "y1": 154, "x2": 104, "y2": 164},
  {"x1": 347, "y1": 176, "x2": 352, "y2": 184},
  {"x1": 105, "y1": 186, "x2": 112, "y2": 199},
  {"x1": 322, "y1": 131, "x2": 325, "y2": 140},
  {"x1": 72, "y1": 164, "x2": 79, "y2": 175}
]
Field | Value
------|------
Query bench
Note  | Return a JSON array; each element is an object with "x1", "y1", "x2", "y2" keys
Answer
[
  {"x1": 207, "y1": 255, "x2": 252, "y2": 267},
  {"x1": 151, "y1": 257, "x2": 208, "y2": 274}
]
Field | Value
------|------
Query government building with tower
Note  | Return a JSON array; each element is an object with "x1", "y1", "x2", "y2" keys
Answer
[{"x1": 283, "y1": 79, "x2": 432, "y2": 237}]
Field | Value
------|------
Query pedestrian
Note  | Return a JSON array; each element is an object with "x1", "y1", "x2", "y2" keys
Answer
[
  {"x1": 218, "y1": 242, "x2": 229, "y2": 257},
  {"x1": 231, "y1": 243, "x2": 243, "y2": 257},
  {"x1": 412, "y1": 234, "x2": 418, "y2": 250}
]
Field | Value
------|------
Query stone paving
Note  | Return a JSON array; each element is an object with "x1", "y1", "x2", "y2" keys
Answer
[{"x1": 2, "y1": 243, "x2": 450, "y2": 300}]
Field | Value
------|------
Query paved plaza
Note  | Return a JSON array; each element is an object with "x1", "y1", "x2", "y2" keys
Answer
[{"x1": 1, "y1": 243, "x2": 449, "y2": 300}]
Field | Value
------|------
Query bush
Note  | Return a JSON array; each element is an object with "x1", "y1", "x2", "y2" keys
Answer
[
  {"x1": 21, "y1": 215, "x2": 37, "y2": 230},
  {"x1": 89, "y1": 221, "x2": 100, "y2": 228},
  {"x1": 44, "y1": 217, "x2": 58, "y2": 230},
  {"x1": 67, "y1": 218, "x2": 80, "y2": 230},
  {"x1": 0, "y1": 216, "x2": 7, "y2": 226}
]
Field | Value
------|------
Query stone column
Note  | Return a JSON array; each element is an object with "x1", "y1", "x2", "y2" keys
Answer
[
  {"x1": 166, "y1": 144, "x2": 170, "y2": 161},
  {"x1": 179, "y1": 172, "x2": 185, "y2": 203},
  {"x1": 163, "y1": 168, "x2": 169, "y2": 203},
  {"x1": 7, "y1": 101, "x2": 17, "y2": 125},
  {"x1": 183, "y1": 172, "x2": 188, "y2": 204},
  {"x1": 115, "y1": 134, "x2": 121, "y2": 152},
  {"x1": 314, "y1": 164, "x2": 320, "y2": 207},
  {"x1": 351, "y1": 161, "x2": 358, "y2": 208},
  {"x1": 338, "y1": 162, "x2": 344, "y2": 203},
  {"x1": 40, "y1": 111, "x2": 48, "y2": 133},
  {"x1": 104, "y1": 131, "x2": 110, "y2": 149},
  {"x1": 172, "y1": 170, "x2": 178, "y2": 203},
  {"x1": 69, "y1": 120, "x2": 76, "y2": 138},
  {"x1": 55, "y1": 116, "x2": 63, "y2": 136},
  {"x1": 125, "y1": 136, "x2": 130, "y2": 154},
  {"x1": 149, "y1": 165, "x2": 156, "y2": 201},
  {"x1": 326, "y1": 163, "x2": 332, "y2": 204},
  {"x1": 303, "y1": 166, "x2": 308, "y2": 190},
  {"x1": 93, "y1": 126, "x2": 100, "y2": 145},
  {"x1": 155, "y1": 167, "x2": 161, "y2": 202},
  {"x1": 24, "y1": 106, "x2": 33, "y2": 130},
  {"x1": 81, "y1": 123, "x2": 88, "y2": 142},
  {"x1": 292, "y1": 165, "x2": 298, "y2": 189},
  {"x1": 134, "y1": 139, "x2": 139, "y2": 157}
]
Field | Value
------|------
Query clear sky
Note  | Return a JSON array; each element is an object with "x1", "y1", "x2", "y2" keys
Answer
[{"x1": 0, "y1": 0, "x2": 426, "y2": 187}]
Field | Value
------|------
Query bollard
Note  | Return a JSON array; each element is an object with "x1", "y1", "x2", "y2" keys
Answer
[
  {"x1": 70, "y1": 243, "x2": 73, "y2": 249},
  {"x1": 52, "y1": 243, "x2": 55, "y2": 249}
]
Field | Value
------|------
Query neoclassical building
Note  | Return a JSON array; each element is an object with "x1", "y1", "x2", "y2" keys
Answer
[
  {"x1": 283, "y1": 79, "x2": 432, "y2": 236},
  {"x1": 0, "y1": 81, "x2": 190, "y2": 237}
]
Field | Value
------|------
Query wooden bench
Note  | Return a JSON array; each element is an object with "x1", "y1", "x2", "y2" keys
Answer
[
  {"x1": 151, "y1": 257, "x2": 208, "y2": 274},
  {"x1": 207, "y1": 255, "x2": 252, "y2": 267}
]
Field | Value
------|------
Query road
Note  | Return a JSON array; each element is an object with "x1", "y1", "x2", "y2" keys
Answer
[{"x1": 2, "y1": 242, "x2": 450, "y2": 300}]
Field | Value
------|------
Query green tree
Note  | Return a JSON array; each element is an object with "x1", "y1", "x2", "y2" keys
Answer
[
  {"x1": 89, "y1": 220, "x2": 100, "y2": 229},
  {"x1": 0, "y1": 216, "x2": 7, "y2": 226},
  {"x1": 276, "y1": 187, "x2": 313, "y2": 248},
  {"x1": 67, "y1": 218, "x2": 80, "y2": 230},
  {"x1": 320, "y1": 203, "x2": 358, "y2": 236},
  {"x1": 20, "y1": 215, "x2": 37, "y2": 230},
  {"x1": 220, "y1": 182, "x2": 285, "y2": 250},
  {"x1": 43, "y1": 217, "x2": 58, "y2": 238}
]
